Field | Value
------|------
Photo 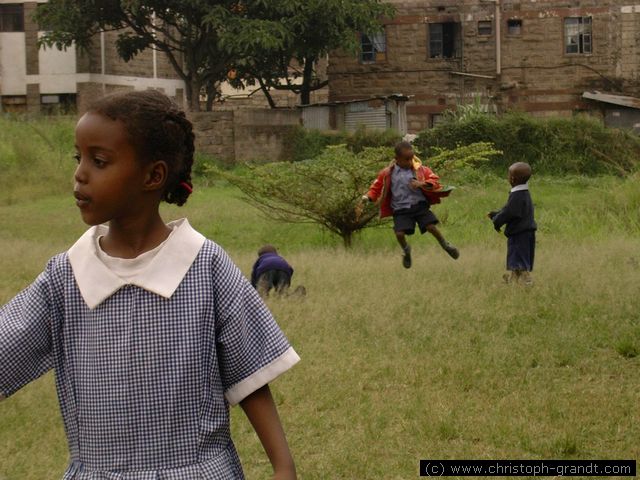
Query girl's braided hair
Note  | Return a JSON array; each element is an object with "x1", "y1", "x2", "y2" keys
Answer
[{"x1": 87, "y1": 89, "x2": 195, "y2": 206}]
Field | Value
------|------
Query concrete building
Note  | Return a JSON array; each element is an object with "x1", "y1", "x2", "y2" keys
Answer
[
  {"x1": 0, "y1": 0, "x2": 186, "y2": 114},
  {"x1": 328, "y1": 1, "x2": 640, "y2": 133}
]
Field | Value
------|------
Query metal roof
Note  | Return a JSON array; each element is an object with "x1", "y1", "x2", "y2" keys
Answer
[
  {"x1": 297, "y1": 94, "x2": 412, "y2": 109},
  {"x1": 582, "y1": 91, "x2": 640, "y2": 110}
]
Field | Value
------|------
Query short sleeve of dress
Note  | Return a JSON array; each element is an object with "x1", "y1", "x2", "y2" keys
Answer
[
  {"x1": 0, "y1": 266, "x2": 54, "y2": 399},
  {"x1": 212, "y1": 247, "x2": 300, "y2": 406}
]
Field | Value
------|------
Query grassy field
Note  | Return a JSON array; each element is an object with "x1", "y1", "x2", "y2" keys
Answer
[{"x1": 1, "y1": 118, "x2": 639, "y2": 479}]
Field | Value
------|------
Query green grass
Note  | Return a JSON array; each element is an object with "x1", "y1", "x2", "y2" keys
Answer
[
  {"x1": 1, "y1": 175, "x2": 639, "y2": 479},
  {"x1": 0, "y1": 116, "x2": 639, "y2": 478}
]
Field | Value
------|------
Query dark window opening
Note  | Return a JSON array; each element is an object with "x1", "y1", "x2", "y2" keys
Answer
[
  {"x1": 507, "y1": 19, "x2": 522, "y2": 35},
  {"x1": 360, "y1": 31, "x2": 387, "y2": 64},
  {"x1": 478, "y1": 21, "x2": 492, "y2": 36},
  {"x1": 40, "y1": 94, "x2": 77, "y2": 115},
  {"x1": 429, "y1": 22, "x2": 461, "y2": 59},
  {"x1": 565, "y1": 17, "x2": 592, "y2": 54},
  {"x1": 0, "y1": 4, "x2": 24, "y2": 32}
]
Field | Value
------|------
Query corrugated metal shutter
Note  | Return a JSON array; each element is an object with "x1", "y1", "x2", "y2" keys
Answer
[
  {"x1": 302, "y1": 106, "x2": 331, "y2": 130},
  {"x1": 344, "y1": 102, "x2": 389, "y2": 131}
]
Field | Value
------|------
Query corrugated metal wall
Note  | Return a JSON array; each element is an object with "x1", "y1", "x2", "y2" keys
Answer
[
  {"x1": 605, "y1": 108, "x2": 640, "y2": 134},
  {"x1": 302, "y1": 106, "x2": 331, "y2": 130},
  {"x1": 344, "y1": 102, "x2": 388, "y2": 131}
]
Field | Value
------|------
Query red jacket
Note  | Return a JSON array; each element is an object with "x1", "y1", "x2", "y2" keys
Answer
[{"x1": 366, "y1": 157, "x2": 452, "y2": 218}]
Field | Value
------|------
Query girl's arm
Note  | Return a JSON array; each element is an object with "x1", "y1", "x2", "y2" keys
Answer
[{"x1": 240, "y1": 384, "x2": 296, "y2": 480}]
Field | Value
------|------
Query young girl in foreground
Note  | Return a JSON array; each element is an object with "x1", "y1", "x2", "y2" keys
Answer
[{"x1": 0, "y1": 90, "x2": 299, "y2": 479}]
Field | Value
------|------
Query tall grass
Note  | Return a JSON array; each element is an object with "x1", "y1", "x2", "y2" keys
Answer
[{"x1": 0, "y1": 117, "x2": 76, "y2": 205}]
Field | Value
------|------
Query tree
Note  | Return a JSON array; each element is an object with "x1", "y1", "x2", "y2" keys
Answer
[
  {"x1": 212, "y1": 142, "x2": 502, "y2": 247},
  {"x1": 226, "y1": 0, "x2": 395, "y2": 106},
  {"x1": 35, "y1": 1, "x2": 286, "y2": 111}
]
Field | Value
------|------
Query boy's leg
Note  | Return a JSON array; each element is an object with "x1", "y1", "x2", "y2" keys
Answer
[
  {"x1": 393, "y1": 210, "x2": 415, "y2": 269},
  {"x1": 395, "y1": 230, "x2": 412, "y2": 268},
  {"x1": 273, "y1": 270, "x2": 292, "y2": 296},
  {"x1": 256, "y1": 271, "x2": 274, "y2": 297},
  {"x1": 425, "y1": 223, "x2": 460, "y2": 259}
]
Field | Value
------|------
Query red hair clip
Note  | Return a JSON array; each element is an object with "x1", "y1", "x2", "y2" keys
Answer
[{"x1": 179, "y1": 181, "x2": 193, "y2": 194}]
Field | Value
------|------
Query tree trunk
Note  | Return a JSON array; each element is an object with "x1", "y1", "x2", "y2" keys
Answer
[
  {"x1": 185, "y1": 77, "x2": 202, "y2": 112},
  {"x1": 258, "y1": 78, "x2": 277, "y2": 109},
  {"x1": 205, "y1": 82, "x2": 217, "y2": 111},
  {"x1": 342, "y1": 231, "x2": 353, "y2": 248},
  {"x1": 300, "y1": 57, "x2": 315, "y2": 106}
]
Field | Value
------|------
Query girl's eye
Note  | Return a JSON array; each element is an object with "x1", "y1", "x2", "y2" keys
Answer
[
  {"x1": 94, "y1": 158, "x2": 106, "y2": 168},
  {"x1": 73, "y1": 154, "x2": 81, "y2": 164}
]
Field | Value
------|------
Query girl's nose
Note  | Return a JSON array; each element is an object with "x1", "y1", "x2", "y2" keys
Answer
[{"x1": 74, "y1": 159, "x2": 88, "y2": 184}]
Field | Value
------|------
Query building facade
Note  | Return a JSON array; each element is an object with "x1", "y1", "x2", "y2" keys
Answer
[
  {"x1": 0, "y1": 0, "x2": 185, "y2": 114},
  {"x1": 328, "y1": 1, "x2": 640, "y2": 133}
]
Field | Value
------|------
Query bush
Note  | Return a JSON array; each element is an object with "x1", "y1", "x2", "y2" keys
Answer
[
  {"x1": 210, "y1": 142, "x2": 500, "y2": 247},
  {"x1": 414, "y1": 112, "x2": 640, "y2": 176},
  {"x1": 283, "y1": 126, "x2": 402, "y2": 162}
]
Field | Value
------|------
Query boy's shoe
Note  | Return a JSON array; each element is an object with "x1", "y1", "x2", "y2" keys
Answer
[
  {"x1": 402, "y1": 245, "x2": 412, "y2": 269},
  {"x1": 502, "y1": 273, "x2": 512, "y2": 284},
  {"x1": 291, "y1": 285, "x2": 307, "y2": 297},
  {"x1": 442, "y1": 242, "x2": 460, "y2": 260}
]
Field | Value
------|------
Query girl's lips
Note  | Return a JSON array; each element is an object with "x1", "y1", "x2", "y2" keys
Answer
[{"x1": 74, "y1": 191, "x2": 90, "y2": 208}]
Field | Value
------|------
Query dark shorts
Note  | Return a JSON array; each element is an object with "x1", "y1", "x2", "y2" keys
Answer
[
  {"x1": 507, "y1": 230, "x2": 536, "y2": 272},
  {"x1": 392, "y1": 201, "x2": 439, "y2": 235},
  {"x1": 256, "y1": 269, "x2": 291, "y2": 294}
]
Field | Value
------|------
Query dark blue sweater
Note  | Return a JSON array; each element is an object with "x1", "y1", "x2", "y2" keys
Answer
[
  {"x1": 492, "y1": 189, "x2": 537, "y2": 237},
  {"x1": 250, "y1": 253, "x2": 294, "y2": 287}
]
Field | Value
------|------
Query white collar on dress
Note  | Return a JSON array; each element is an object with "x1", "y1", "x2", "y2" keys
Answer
[
  {"x1": 67, "y1": 218, "x2": 206, "y2": 309},
  {"x1": 510, "y1": 183, "x2": 529, "y2": 193}
]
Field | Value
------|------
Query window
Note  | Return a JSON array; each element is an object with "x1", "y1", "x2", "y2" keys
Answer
[
  {"x1": 0, "y1": 4, "x2": 24, "y2": 32},
  {"x1": 429, "y1": 22, "x2": 460, "y2": 59},
  {"x1": 430, "y1": 113, "x2": 445, "y2": 128},
  {"x1": 564, "y1": 17, "x2": 592, "y2": 54},
  {"x1": 478, "y1": 21, "x2": 492, "y2": 36},
  {"x1": 507, "y1": 19, "x2": 522, "y2": 35},
  {"x1": 360, "y1": 31, "x2": 387, "y2": 63}
]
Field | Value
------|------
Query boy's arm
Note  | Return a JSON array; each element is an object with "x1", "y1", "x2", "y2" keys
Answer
[
  {"x1": 250, "y1": 260, "x2": 259, "y2": 288},
  {"x1": 240, "y1": 384, "x2": 297, "y2": 480},
  {"x1": 492, "y1": 195, "x2": 522, "y2": 231},
  {"x1": 364, "y1": 170, "x2": 386, "y2": 202}
]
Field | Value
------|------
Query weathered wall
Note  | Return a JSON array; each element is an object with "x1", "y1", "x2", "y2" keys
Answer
[
  {"x1": 190, "y1": 109, "x2": 301, "y2": 165},
  {"x1": 329, "y1": 0, "x2": 640, "y2": 132}
]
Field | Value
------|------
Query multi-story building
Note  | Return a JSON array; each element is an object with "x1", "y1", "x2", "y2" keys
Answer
[
  {"x1": 328, "y1": 1, "x2": 640, "y2": 132},
  {"x1": 0, "y1": 1, "x2": 186, "y2": 114}
]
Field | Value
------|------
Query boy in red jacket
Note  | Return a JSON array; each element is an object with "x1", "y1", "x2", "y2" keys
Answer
[{"x1": 360, "y1": 141, "x2": 459, "y2": 268}]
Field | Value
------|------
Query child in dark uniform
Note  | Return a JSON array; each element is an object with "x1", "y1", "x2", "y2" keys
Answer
[
  {"x1": 251, "y1": 245, "x2": 305, "y2": 298},
  {"x1": 489, "y1": 162, "x2": 537, "y2": 285}
]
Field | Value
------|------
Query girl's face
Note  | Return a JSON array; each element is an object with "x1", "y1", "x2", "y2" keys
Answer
[{"x1": 74, "y1": 112, "x2": 151, "y2": 226}]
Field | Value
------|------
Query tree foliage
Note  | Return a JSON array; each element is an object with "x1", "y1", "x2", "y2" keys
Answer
[
  {"x1": 227, "y1": 0, "x2": 395, "y2": 106},
  {"x1": 212, "y1": 142, "x2": 502, "y2": 247},
  {"x1": 36, "y1": 0, "x2": 394, "y2": 110}
]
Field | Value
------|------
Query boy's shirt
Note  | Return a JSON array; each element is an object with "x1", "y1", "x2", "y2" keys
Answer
[
  {"x1": 491, "y1": 184, "x2": 537, "y2": 237},
  {"x1": 366, "y1": 156, "x2": 450, "y2": 218},
  {"x1": 390, "y1": 166, "x2": 426, "y2": 211},
  {"x1": 251, "y1": 253, "x2": 294, "y2": 287}
]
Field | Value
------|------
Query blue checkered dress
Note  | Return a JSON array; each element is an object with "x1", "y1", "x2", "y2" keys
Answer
[{"x1": 0, "y1": 240, "x2": 297, "y2": 479}]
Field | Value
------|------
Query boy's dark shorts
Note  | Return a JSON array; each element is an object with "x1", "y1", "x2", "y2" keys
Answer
[
  {"x1": 507, "y1": 230, "x2": 536, "y2": 272},
  {"x1": 392, "y1": 201, "x2": 439, "y2": 235},
  {"x1": 257, "y1": 269, "x2": 291, "y2": 293}
]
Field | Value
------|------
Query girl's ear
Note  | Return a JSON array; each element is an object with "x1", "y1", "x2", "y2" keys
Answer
[{"x1": 144, "y1": 161, "x2": 168, "y2": 192}]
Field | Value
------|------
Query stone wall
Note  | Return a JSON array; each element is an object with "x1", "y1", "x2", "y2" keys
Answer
[
  {"x1": 190, "y1": 109, "x2": 301, "y2": 165},
  {"x1": 328, "y1": 0, "x2": 640, "y2": 132}
]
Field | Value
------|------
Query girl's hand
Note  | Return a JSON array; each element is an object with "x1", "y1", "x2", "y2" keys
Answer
[{"x1": 272, "y1": 468, "x2": 297, "y2": 480}]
